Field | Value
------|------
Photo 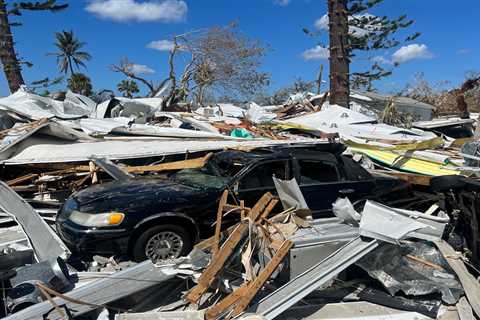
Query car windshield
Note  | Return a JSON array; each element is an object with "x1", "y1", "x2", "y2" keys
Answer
[{"x1": 170, "y1": 152, "x2": 254, "y2": 188}]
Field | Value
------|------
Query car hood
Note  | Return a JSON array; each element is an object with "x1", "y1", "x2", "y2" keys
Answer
[{"x1": 71, "y1": 178, "x2": 218, "y2": 214}]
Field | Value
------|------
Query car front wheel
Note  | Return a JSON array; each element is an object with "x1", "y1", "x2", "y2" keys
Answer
[{"x1": 132, "y1": 224, "x2": 192, "y2": 262}]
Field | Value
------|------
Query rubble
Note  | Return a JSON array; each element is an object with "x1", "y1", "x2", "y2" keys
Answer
[{"x1": 0, "y1": 87, "x2": 479, "y2": 320}]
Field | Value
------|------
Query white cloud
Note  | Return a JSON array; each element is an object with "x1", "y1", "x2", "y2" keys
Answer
[
  {"x1": 314, "y1": 15, "x2": 329, "y2": 30},
  {"x1": 147, "y1": 39, "x2": 174, "y2": 51},
  {"x1": 371, "y1": 55, "x2": 392, "y2": 65},
  {"x1": 392, "y1": 44, "x2": 434, "y2": 64},
  {"x1": 85, "y1": 0, "x2": 187, "y2": 23},
  {"x1": 129, "y1": 64, "x2": 155, "y2": 75},
  {"x1": 314, "y1": 13, "x2": 381, "y2": 38},
  {"x1": 458, "y1": 48, "x2": 471, "y2": 55},
  {"x1": 302, "y1": 45, "x2": 329, "y2": 60},
  {"x1": 274, "y1": 0, "x2": 291, "y2": 5}
]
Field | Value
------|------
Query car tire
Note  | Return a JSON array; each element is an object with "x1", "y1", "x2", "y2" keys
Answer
[{"x1": 132, "y1": 224, "x2": 192, "y2": 262}]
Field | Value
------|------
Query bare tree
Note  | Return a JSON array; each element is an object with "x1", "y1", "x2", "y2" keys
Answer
[
  {"x1": 110, "y1": 57, "x2": 169, "y2": 97},
  {"x1": 167, "y1": 24, "x2": 270, "y2": 105}
]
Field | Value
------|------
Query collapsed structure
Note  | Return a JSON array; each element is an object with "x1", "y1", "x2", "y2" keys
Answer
[{"x1": 0, "y1": 87, "x2": 479, "y2": 319}]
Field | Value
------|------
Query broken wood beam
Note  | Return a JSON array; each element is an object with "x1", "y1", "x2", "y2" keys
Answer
[
  {"x1": 124, "y1": 153, "x2": 213, "y2": 174},
  {"x1": 7, "y1": 174, "x2": 39, "y2": 186},
  {"x1": 212, "y1": 190, "x2": 229, "y2": 258},
  {"x1": 249, "y1": 192, "x2": 275, "y2": 221},
  {"x1": 205, "y1": 284, "x2": 249, "y2": 320},
  {"x1": 185, "y1": 222, "x2": 249, "y2": 303},
  {"x1": 228, "y1": 240, "x2": 293, "y2": 319},
  {"x1": 370, "y1": 170, "x2": 432, "y2": 186}
]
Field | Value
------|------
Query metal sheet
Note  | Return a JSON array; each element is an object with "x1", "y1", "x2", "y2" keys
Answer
[
  {"x1": 92, "y1": 157, "x2": 134, "y2": 181},
  {"x1": 115, "y1": 311, "x2": 205, "y2": 320},
  {"x1": 4, "y1": 251, "x2": 208, "y2": 320},
  {"x1": 275, "y1": 301, "x2": 432, "y2": 320},
  {"x1": 359, "y1": 201, "x2": 428, "y2": 243},
  {"x1": 2, "y1": 138, "x2": 324, "y2": 165},
  {"x1": 0, "y1": 181, "x2": 70, "y2": 262},
  {"x1": 282, "y1": 218, "x2": 359, "y2": 280},
  {"x1": 248, "y1": 237, "x2": 379, "y2": 320}
]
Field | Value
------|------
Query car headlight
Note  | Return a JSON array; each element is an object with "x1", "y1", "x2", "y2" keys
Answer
[{"x1": 69, "y1": 210, "x2": 125, "y2": 227}]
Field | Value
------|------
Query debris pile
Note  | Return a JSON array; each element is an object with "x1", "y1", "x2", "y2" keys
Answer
[{"x1": 0, "y1": 86, "x2": 479, "y2": 319}]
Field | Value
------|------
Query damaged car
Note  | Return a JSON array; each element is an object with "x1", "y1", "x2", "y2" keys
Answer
[{"x1": 56, "y1": 144, "x2": 412, "y2": 262}]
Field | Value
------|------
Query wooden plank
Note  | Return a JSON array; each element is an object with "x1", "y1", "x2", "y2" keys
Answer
[
  {"x1": 28, "y1": 153, "x2": 213, "y2": 174},
  {"x1": 204, "y1": 284, "x2": 249, "y2": 320},
  {"x1": 124, "y1": 153, "x2": 213, "y2": 174},
  {"x1": 228, "y1": 240, "x2": 293, "y2": 319},
  {"x1": 7, "y1": 174, "x2": 39, "y2": 186},
  {"x1": 223, "y1": 204, "x2": 251, "y2": 216},
  {"x1": 370, "y1": 169, "x2": 432, "y2": 186},
  {"x1": 249, "y1": 192, "x2": 274, "y2": 221},
  {"x1": 185, "y1": 222, "x2": 248, "y2": 304},
  {"x1": 212, "y1": 190, "x2": 229, "y2": 258},
  {"x1": 260, "y1": 199, "x2": 279, "y2": 220},
  {"x1": 434, "y1": 240, "x2": 480, "y2": 317}
]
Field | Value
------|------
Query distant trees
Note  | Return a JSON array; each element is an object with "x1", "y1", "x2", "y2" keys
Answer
[
  {"x1": 117, "y1": 79, "x2": 140, "y2": 98},
  {"x1": 67, "y1": 73, "x2": 92, "y2": 96},
  {"x1": 306, "y1": 0, "x2": 419, "y2": 107},
  {"x1": 111, "y1": 57, "x2": 168, "y2": 97},
  {"x1": 401, "y1": 72, "x2": 480, "y2": 117},
  {"x1": 0, "y1": 0, "x2": 67, "y2": 93},
  {"x1": 270, "y1": 78, "x2": 315, "y2": 104}
]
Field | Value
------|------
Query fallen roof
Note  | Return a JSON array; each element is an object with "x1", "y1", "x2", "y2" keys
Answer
[{"x1": 1, "y1": 138, "x2": 328, "y2": 165}]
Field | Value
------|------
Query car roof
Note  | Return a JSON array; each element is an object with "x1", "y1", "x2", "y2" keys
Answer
[{"x1": 213, "y1": 143, "x2": 345, "y2": 164}]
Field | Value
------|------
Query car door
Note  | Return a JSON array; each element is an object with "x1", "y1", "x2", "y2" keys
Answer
[
  {"x1": 235, "y1": 159, "x2": 291, "y2": 208},
  {"x1": 336, "y1": 155, "x2": 377, "y2": 203},
  {"x1": 293, "y1": 156, "x2": 343, "y2": 217}
]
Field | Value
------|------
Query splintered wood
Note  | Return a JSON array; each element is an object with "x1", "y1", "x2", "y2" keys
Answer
[
  {"x1": 186, "y1": 222, "x2": 249, "y2": 303},
  {"x1": 186, "y1": 191, "x2": 298, "y2": 319}
]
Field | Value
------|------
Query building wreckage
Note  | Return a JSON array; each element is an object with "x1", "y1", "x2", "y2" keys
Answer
[{"x1": 0, "y1": 87, "x2": 479, "y2": 319}]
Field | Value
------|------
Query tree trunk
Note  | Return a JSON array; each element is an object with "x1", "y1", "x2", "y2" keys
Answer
[
  {"x1": 0, "y1": 0, "x2": 25, "y2": 93},
  {"x1": 328, "y1": 0, "x2": 350, "y2": 107}
]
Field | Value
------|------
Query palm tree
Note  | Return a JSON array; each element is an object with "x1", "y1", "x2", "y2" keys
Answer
[
  {"x1": 117, "y1": 80, "x2": 140, "y2": 98},
  {"x1": 67, "y1": 73, "x2": 92, "y2": 96},
  {"x1": 50, "y1": 30, "x2": 91, "y2": 75}
]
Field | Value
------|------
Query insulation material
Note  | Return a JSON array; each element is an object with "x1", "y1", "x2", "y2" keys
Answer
[
  {"x1": 0, "y1": 88, "x2": 94, "y2": 120},
  {"x1": 357, "y1": 241, "x2": 463, "y2": 305},
  {"x1": 332, "y1": 197, "x2": 361, "y2": 226}
]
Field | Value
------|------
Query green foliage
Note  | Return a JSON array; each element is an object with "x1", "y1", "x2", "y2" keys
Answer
[
  {"x1": 8, "y1": 1, "x2": 68, "y2": 17},
  {"x1": 346, "y1": 0, "x2": 420, "y2": 86},
  {"x1": 67, "y1": 73, "x2": 92, "y2": 96},
  {"x1": 29, "y1": 76, "x2": 63, "y2": 93},
  {"x1": 117, "y1": 79, "x2": 140, "y2": 98},
  {"x1": 50, "y1": 30, "x2": 91, "y2": 75}
]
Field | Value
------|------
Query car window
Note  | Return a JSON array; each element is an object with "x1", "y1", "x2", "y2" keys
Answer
[
  {"x1": 172, "y1": 168, "x2": 229, "y2": 189},
  {"x1": 299, "y1": 160, "x2": 338, "y2": 184},
  {"x1": 239, "y1": 161, "x2": 288, "y2": 190},
  {"x1": 341, "y1": 156, "x2": 372, "y2": 181}
]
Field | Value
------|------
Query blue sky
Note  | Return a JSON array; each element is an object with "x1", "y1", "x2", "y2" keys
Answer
[{"x1": 0, "y1": 0, "x2": 478, "y2": 97}]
